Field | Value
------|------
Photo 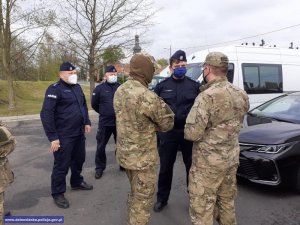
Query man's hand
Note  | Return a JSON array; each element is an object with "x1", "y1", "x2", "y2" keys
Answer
[
  {"x1": 51, "y1": 139, "x2": 60, "y2": 152},
  {"x1": 85, "y1": 125, "x2": 91, "y2": 134}
]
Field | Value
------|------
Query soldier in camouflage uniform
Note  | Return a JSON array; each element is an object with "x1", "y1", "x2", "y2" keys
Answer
[
  {"x1": 184, "y1": 52, "x2": 249, "y2": 225},
  {"x1": 0, "y1": 122, "x2": 15, "y2": 225},
  {"x1": 114, "y1": 53, "x2": 174, "y2": 225}
]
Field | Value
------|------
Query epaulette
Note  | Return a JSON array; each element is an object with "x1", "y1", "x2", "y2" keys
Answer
[
  {"x1": 98, "y1": 81, "x2": 106, "y2": 86},
  {"x1": 158, "y1": 77, "x2": 170, "y2": 84},
  {"x1": 52, "y1": 82, "x2": 59, "y2": 87},
  {"x1": 94, "y1": 81, "x2": 106, "y2": 90}
]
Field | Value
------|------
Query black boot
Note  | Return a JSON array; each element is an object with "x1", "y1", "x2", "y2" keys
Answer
[
  {"x1": 71, "y1": 181, "x2": 93, "y2": 190},
  {"x1": 153, "y1": 201, "x2": 168, "y2": 212},
  {"x1": 95, "y1": 170, "x2": 103, "y2": 179},
  {"x1": 53, "y1": 194, "x2": 69, "y2": 209}
]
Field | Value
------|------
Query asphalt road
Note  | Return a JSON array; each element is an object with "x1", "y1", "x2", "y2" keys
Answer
[{"x1": 3, "y1": 115, "x2": 300, "y2": 225}]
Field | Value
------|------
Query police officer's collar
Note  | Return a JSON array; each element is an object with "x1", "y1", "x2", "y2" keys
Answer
[
  {"x1": 171, "y1": 75, "x2": 186, "y2": 82},
  {"x1": 105, "y1": 80, "x2": 118, "y2": 86},
  {"x1": 200, "y1": 76, "x2": 227, "y2": 91},
  {"x1": 60, "y1": 78, "x2": 75, "y2": 87}
]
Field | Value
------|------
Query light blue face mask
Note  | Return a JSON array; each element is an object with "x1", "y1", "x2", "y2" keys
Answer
[
  {"x1": 173, "y1": 67, "x2": 187, "y2": 78},
  {"x1": 107, "y1": 75, "x2": 118, "y2": 83}
]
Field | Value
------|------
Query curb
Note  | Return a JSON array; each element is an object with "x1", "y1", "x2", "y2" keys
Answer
[
  {"x1": 1, "y1": 114, "x2": 40, "y2": 122},
  {"x1": 1, "y1": 110, "x2": 98, "y2": 123}
]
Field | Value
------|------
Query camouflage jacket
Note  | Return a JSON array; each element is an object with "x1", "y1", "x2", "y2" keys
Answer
[
  {"x1": 0, "y1": 122, "x2": 15, "y2": 192},
  {"x1": 184, "y1": 77, "x2": 249, "y2": 169},
  {"x1": 114, "y1": 78, "x2": 174, "y2": 170}
]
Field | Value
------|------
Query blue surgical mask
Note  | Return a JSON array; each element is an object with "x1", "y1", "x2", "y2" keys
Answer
[{"x1": 173, "y1": 67, "x2": 187, "y2": 78}]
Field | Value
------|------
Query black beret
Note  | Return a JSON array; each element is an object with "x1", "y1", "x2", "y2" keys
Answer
[
  {"x1": 105, "y1": 65, "x2": 117, "y2": 73},
  {"x1": 170, "y1": 50, "x2": 187, "y2": 62},
  {"x1": 60, "y1": 62, "x2": 76, "y2": 71}
]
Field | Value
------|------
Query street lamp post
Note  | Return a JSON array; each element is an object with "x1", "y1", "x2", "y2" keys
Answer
[{"x1": 164, "y1": 45, "x2": 172, "y2": 58}]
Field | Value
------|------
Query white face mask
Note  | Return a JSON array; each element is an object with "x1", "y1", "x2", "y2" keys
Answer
[
  {"x1": 107, "y1": 75, "x2": 117, "y2": 83},
  {"x1": 68, "y1": 74, "x2": 78, "y2": 84}
]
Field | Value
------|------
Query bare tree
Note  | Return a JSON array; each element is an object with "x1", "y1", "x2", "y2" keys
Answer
[
  {"x1": 0, "y1": 0, "x2": 55, "y2": 109},
  {"x1": 58, "y1": 0, "x2": 156, "y2": 97}
]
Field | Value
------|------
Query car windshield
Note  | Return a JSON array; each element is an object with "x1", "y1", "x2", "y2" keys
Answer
[{"x1": 251, "y1": 94, "x2": 300, "y2": 124}]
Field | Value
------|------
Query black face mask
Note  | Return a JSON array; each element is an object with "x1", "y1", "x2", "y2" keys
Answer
[{"x1": 201, "y1": 69, "x2": 208, "y2": 84}]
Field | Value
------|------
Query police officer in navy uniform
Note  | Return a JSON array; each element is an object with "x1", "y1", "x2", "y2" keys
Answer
[
  {"x1": 40, "y1": 62, "x2": 93, "y2": 209},
  {"x1": 153, "y1": 50, "x2": 200, "y2": 212},
  {"x1": 92, "y1": 65, "x2": 122, "y2": 179}
]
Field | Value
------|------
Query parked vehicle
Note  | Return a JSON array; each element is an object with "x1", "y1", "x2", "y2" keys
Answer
[
  {"x1": 158, "y1": 45, "x2": 300, "y2": 109},
  {"x1": 148, "y1": 75, "x2": 166, "y2": 90},
  {"x1": 238, "y1": 92, "x2": 300, "y2": 191}
]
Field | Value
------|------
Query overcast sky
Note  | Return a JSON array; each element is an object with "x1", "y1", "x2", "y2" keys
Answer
[{"x1": 142, "y1": 0, "x2": 300, "y2": 59}]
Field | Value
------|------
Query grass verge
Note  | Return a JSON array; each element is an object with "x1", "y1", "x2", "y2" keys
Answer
[{"x1": 0, "y1": 80, "x2": 91, "y2": 117}]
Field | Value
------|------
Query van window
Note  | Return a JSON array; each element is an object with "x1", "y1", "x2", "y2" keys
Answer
[
  {"x1": 187, "y1": 63, "x2": 234, "y2": 83},
  {"x1": 227, "y1": 63, "x2": 234, "y2": 83},
  {"x1": 242, "y1": 63, "x2": 283, "y2": 94},
  {"x1": 186, "y1": 63, "x2": 202, "y2": 80}
]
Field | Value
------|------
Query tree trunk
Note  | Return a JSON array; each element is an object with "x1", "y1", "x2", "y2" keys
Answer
[
  {"x1": 1, "y1": 0, "x2": 15, "y2": 110},
  {"x1": 6, "y1": 70, "x2": 15, "y2": 110},
  {"x1": 89, "y1": 59, "x2": 95, "y2": 99},
  {"x1": 3, "y1": 45, "x2": 15, "y2": 109}
]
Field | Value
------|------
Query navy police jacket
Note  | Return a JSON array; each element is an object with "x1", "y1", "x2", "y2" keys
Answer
[
  {"x1": 154, "y1": 76, "x2": 200, "y2": 130},
  {"x1": 91, "y1": 81, "x2": 120, "y2": 127},
  {"x1": 40, "y1": 79, "x2": 91, "y2": 142}
]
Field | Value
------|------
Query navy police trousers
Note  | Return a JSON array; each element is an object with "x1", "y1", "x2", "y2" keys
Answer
[
  {"x1": 157, "y1": 129, "x2": 193, "y2": 203},
  {"x1": 95, "y1": 126, "x2": 116, "y2": 172},
  {"x1": 51, "y1": 134, "x2": 85, "y2": 196}
]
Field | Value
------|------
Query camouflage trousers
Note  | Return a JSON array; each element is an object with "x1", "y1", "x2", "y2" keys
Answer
[
  {"x1": 0, "y1": 192, "x2": 3, "y2": 225},
  {"x1": 189, "y1": 164, "x2": 238, "y2": 225},
  {"x1": 125, "y1": 166, "x2": 156, "y2": 225}
]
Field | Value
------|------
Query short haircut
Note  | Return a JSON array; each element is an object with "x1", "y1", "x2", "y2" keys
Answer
[{"x1": 208, "y1": 64, "x2": 228, "y2": 76}]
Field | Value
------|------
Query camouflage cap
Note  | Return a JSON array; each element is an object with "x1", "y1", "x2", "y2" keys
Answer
[{"x1": 204, "y1": 52, "x2": 229, "y2": 68}]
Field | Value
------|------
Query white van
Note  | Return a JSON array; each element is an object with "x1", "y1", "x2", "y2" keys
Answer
[{"x1": 158, "y1": 45, "x2": 300, "y2": 109}]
